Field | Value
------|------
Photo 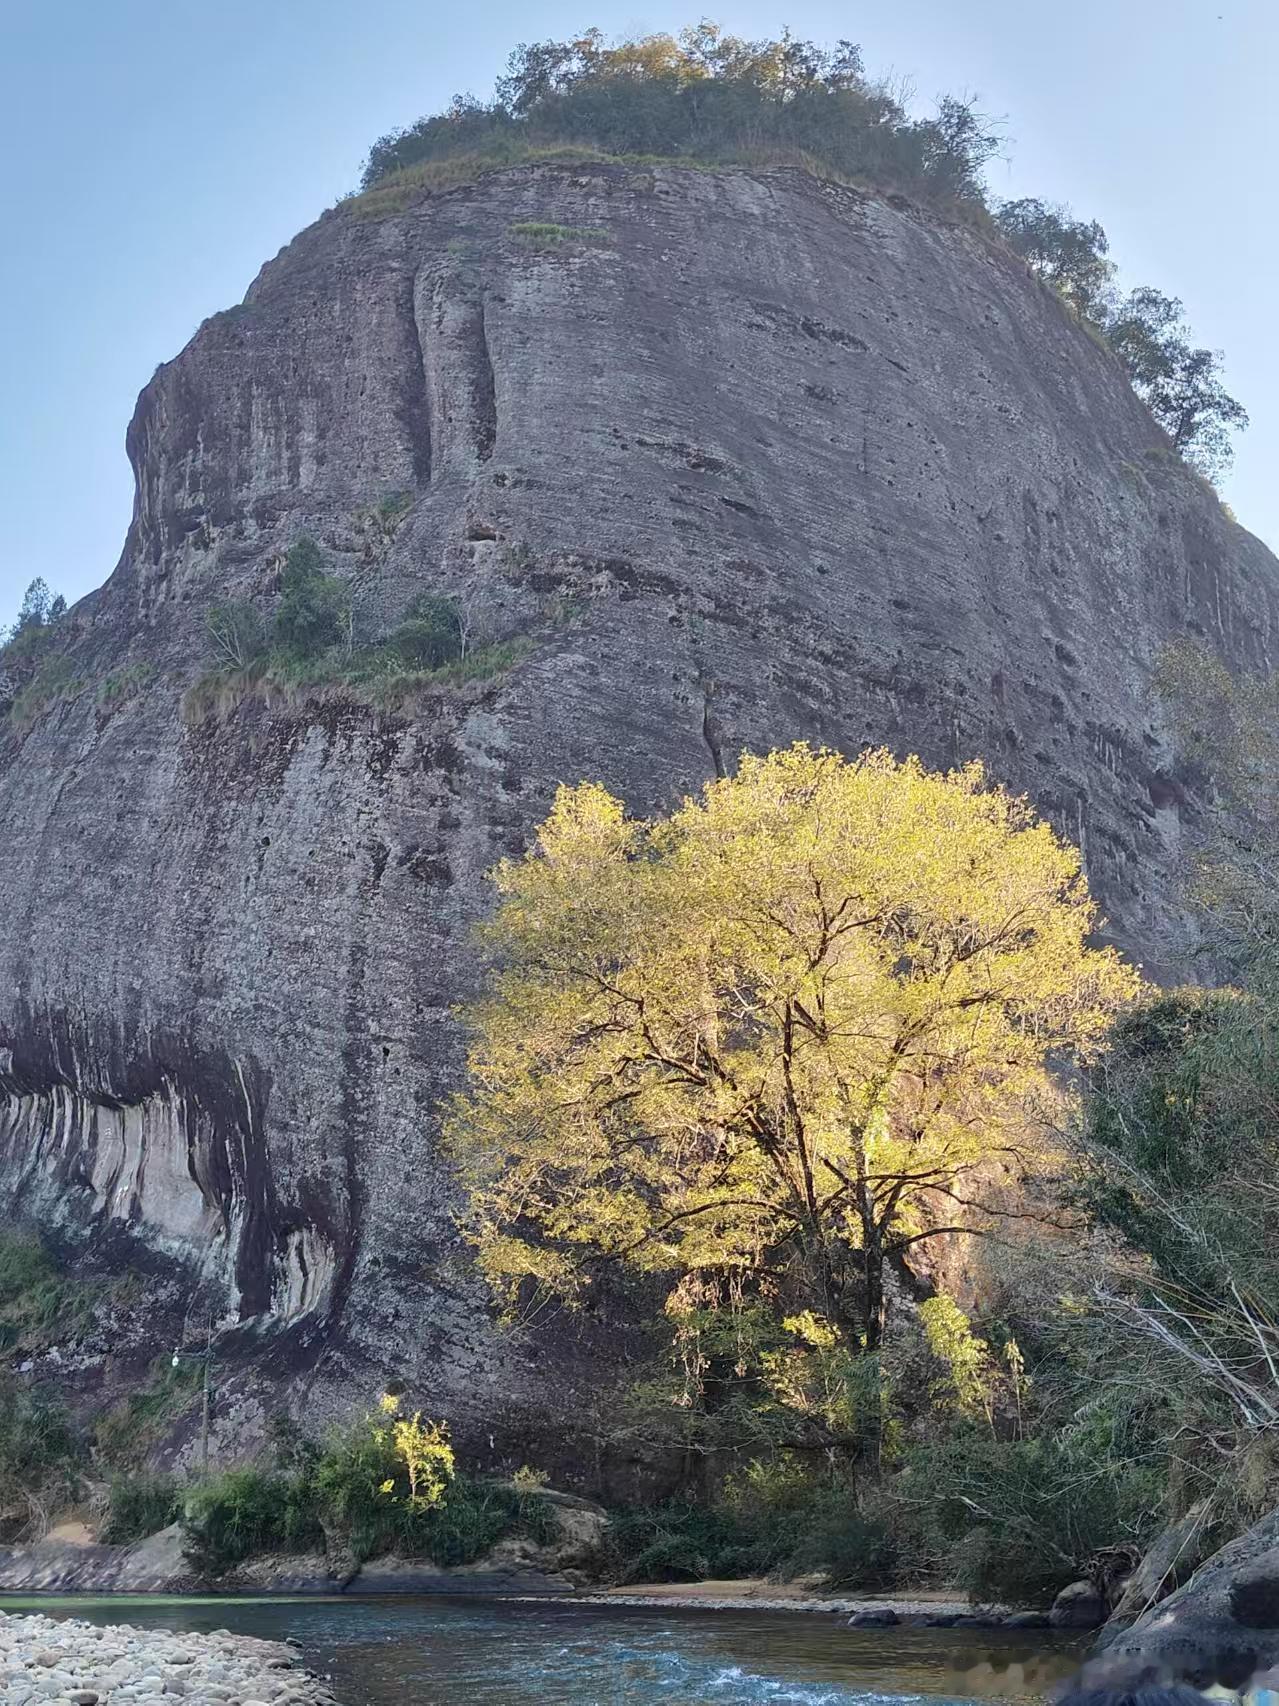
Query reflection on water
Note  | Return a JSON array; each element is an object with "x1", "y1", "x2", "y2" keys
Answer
[{"x1": 0, "y1": 1593, "x2": 1084, "y2": 1706}]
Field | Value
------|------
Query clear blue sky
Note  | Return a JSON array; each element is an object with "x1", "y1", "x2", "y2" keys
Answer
[{"x1": 2, "y1": 0, "x2": 1273, "y2": 627}]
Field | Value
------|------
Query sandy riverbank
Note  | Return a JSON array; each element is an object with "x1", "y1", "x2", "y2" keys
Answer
[{"x1": 518, "y1": 1580, "x2": 1021, "y2": 1621}]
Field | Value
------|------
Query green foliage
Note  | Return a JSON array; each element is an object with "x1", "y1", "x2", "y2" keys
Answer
[
  {"x1": 99, "y1": 1472, "x2": 183, "y2": 1544},
  {"x1": 274, "y1": 538, "x2": 350, "y2": 660},
  {"x1": 1080, "y1": 981, "x2": 1279, "y2": 1465},
  {"x1": 186, "y1": 530, "x2": 529, "y2": 720},
  {"x1": 97, "y1": 661, "x2": 155, "y2": 707},
  {"x1": 178, "y1": 1400, "x2": 556, "y2": 1577},
  {"x1": 0, "y1": 1376, "x2": 81, "y2": 1532},
  {"x1": 360, "y1": 24, "x2": 1000, "y2": 218},
  {"x1": 1105, "y1": 288, "x2": 1247, "y2": 479},
  {"x1": 94, "y1": 1357, "x2": 202, "y2": 1470},
  {"x1": 918, "y1": 1297, "x2": 995, "y2": 1420},
  {"x1": 1, "y1": 581, "x2": 80, "y2": 730},
  {"x1": 8, "y1": 654, "x2": 83, "y2": 728},
  {"x1": 0, "y1": 1232, "x2": 96, "y2": 1355},
  {"x1": 596, "y1": 1471, "x2": 896, "y2": 1588},
  {"x1": 5, "y1": 577, "x2": 65, "y2": 643},
  {"x1": 206, "y1": 601, "x2": 267, "y2": 670},
  {"x1": 509, "y1": 221, "x2": 610, "y2": 249},
  {"x1": 888, "y1": 1409, "x2": 1163, "y2": 1605},
  {"x1": 385, "y1": 594, "x2": 463, "y2": 669},
  {"x1": 786, "y1": 1506, "x2": 898, "y2": 1589},
  {"x1": 598, "y1": 1499, "x2": 787, "y2": 1583},
  {"x1": 995, "y1": 206, "x2": 1246, "y2": 476},
  {"x1": 182, "y1": 1467, "x2": 319, "y2": 1576},
  {"x1": 996, "y1": 198, "x2": 1114, "y2": 320}
]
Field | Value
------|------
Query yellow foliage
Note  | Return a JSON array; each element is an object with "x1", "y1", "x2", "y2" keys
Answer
[
  {"x1": 391, "y1": 1412, "x2": 454, "y2": 1510},
  {"x1": 445, "y1": 744, "x2": 1141, "y2": 1348},
  {"x1": 782, "y1": 1311, "x2": 839, "y2": 1351},
  {"x1": 512, "y1": 1464, "x2": 549, "y2": 1493},
  {"x1": 919, "y1": 1295, "x2": 993, "y2": 1418}
]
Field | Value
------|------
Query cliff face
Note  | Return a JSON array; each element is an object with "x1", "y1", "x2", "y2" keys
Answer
[{"x1": 2, "y1": 162, "x2": 1276, "y2": 1468}]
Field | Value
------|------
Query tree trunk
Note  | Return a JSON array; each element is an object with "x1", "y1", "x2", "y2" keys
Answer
[{"x1": 863, "y1": 1230, "x2": 885, "y2": 1353}]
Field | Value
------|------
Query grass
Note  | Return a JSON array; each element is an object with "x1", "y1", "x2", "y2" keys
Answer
[
  {"x1": 0, "y1": 1232, "x2": 98, "y2": 1356},
  {"x1": 339, "y1": 139, "x2": 994, "y2": 235},
  {"x1": 183, "y1": 639, "x2": 525, "y2": 725},
  {"x1": 94, "y1": 1357, "x2": 203, "y2": 1470},
  {"x1": 99, "y1": 1471, "x2": 183, "y2": 1544},
  {"x1": 8, "y1": 654, "x2": 84, "y2": 729},
  {"x1": 97, "y1": 661, "x2": 155, "y2": 707},
  {"x1": 509, "y1": 221, "x2": 610, "y2": 250},
  {"x1": 342, "y1": 142, "x2": 631, "y2": 218}
]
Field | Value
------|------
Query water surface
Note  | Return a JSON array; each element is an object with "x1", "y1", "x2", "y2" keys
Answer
[{"x1": 0, "y1": 1593, "x2": 1084, "y2": 1706}]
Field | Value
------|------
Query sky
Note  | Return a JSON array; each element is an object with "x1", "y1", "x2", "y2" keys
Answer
[{"x1": 1, "y1": 0, "x2": 1273, "y2": 629}]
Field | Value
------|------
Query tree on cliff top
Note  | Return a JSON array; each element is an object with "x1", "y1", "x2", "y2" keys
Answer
[
  {"x1": 362, "y1": 22, "x2": 1001, "y2": 214},
  {"x1": 995, "y1": 198, "x2": 1115, "y2": 321},
  {"x1": 5, "y1": 578, "x2": 65, "y2": 640},
  {"x1": 445, "y1": 744, "x2": 1139, "y2": 1356},
  {"x1": 1106, "y1": 289, "x2": 1248, "y2": 481},
  {"x1": 995, "y1": 207, "x2": 1246, "y2": 478}
]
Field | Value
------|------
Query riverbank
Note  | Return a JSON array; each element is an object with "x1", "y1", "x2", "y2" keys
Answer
[
  {"x1": 0, "y1": 1607, "x2": 340, "y2": 1706},
  {"x1": 580, "y1": 1582, "x2": 995, "y2": 1620}
]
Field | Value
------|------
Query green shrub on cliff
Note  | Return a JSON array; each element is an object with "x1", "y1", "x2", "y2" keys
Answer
[
  {"x1": 274, "y1": 538, "x2": 350, "y2": 660},
  {"x1": 509, "y1": 221, "x2": 610, "y2": 249},
  {"x1": 186, "y1": 536, "x2": 525, "y2": 720},
  {"x1": 7, "y1": 655, "x2": 83, "y2": 728},
  {"x1": 94, "y1": 1356, "x2": 203, "y2": 1470},
  {"x1": 0, "y1": 1231, "x2": 97, "y2": 1354},
  {"x1": 182, "y1": 1467, "x2": 319, "y2": 1576},
  {"x1": 3, "y1": 578, "x2": 66, "y2": 650}
]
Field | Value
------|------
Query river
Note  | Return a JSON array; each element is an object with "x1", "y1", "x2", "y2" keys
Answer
[{"x1": 0, "y1": 1594, "x2": 1085, "y2": 1706}]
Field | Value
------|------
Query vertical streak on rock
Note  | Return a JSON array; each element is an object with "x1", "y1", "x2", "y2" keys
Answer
[
  {"x1": 415, "y1": 270, "x2": 499, "y2": 477},
  {"x1": 701, "y1": 683, "x2": 727, "y2": 779},
  {"x1": 474, "y1": 295, "x2": 497, "y2": 463},
  {"x1": 402, "y1": 272, "x2": 433, "y2": 486}
]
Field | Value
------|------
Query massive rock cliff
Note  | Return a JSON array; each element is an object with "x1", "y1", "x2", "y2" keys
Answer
[{"x1": 3, "y1": 161, "x2": 1277, "y2": 1472}]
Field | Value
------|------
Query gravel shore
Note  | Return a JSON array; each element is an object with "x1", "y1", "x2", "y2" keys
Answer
[{"x1": 0, "y1": 1610, "x2": 340, "y2": 1706}]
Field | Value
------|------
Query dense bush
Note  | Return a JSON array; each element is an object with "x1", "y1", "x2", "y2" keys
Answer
[
  {"x1": 187, "y1": 532, "x2": 523, "y2": 719},
  {"x1": 385, "y1": 594, "x2": 463, "y2": 670},
  {"x1": 99, "y1": 1472, "x2": 183, "y2": 1544},
  {"x1": 597, "y1": 1499, "x2": 787, "y2": 1583},
  {"x1": 0, "y1": 1377, "x2": 81, "y2": 1537},
  {"x1": 885, "y1": 1416, "x2": 1163, "y2": 1606},
  {"x1": 182, "y1": 1467, "x2": 320, "y2": 1576},
  {"x1": 179, "y1": 1400, "x2": 557, "y2": 1577},
  {"x1": 362, "y1": 25, "x2": 999, "y2": 218},
  {"x1": 274, "y1": 538, "x2": 350, "y2": 660}
]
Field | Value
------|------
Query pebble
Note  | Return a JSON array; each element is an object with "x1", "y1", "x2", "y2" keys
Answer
[{"x1": 0, "y1": 1611, "x2": 332, "y2": 1706}]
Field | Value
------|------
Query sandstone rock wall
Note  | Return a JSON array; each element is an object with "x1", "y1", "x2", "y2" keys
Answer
[{"x1": 2, "y1": 162, "x2": 1276, "y2": 1465}]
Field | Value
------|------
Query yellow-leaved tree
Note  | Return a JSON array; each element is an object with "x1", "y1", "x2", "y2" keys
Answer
[{"x1": 445, "y1": 745, "x2": 1139, "y2": 1355}]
